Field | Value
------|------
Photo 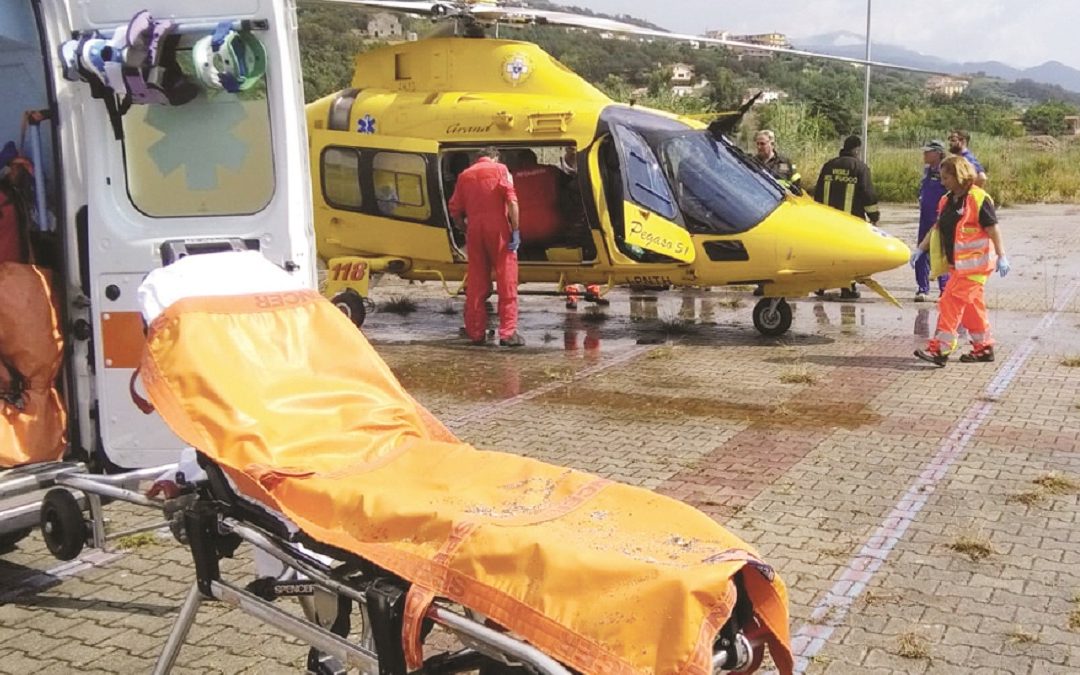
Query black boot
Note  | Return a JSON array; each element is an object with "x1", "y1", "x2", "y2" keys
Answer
[
  {"x1": 959, "y1": 346, "x2": 995, "y2": 363},
  {"x1": 914, "y1": 349, "x2": 948, "y2": 367}
]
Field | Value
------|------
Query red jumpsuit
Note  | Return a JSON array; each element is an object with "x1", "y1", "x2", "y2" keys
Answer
[{"x1": 448, "y1": 157, "x2": 519, "y2": 342}]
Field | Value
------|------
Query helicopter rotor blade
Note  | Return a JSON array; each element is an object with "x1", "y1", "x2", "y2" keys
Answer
[
  {"x1": 304, "y1": 0, "x2": 454, "y2": 18},
  {"x1": 304, "y1": 0, "x2": 943, "y2": 74},
  {"x1": 478, "y1": 7, "x2": 943, "y2": 75}
]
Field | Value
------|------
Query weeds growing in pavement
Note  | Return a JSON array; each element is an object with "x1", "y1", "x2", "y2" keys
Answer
[
  {"x1": 1006, "y1": 490, "x2": 1046, "y2": 506},
  {"x1": 658, "y1": 317, "x2": 694, "y2": 335},
  {"x1": 779, "y1": 363, "x2": 817, "y2": 384},
  {"x1": 948, "y1": 534, "x2": 994, "y2": 561},
  {"x1": 1062, "y1": 355, "x2": 1080, "y2": 367},
  {"x1": 116, "y1": 532, "x2": 159, "y2": 550},
  {"x1": 1033, "y1": 472, "x2": 1080, "y2": 494},
  {"x1": 1007, "y1": 627, "x2": 1038, "y2": 644},
  {"x1": 381, "y1": 295, "x2": 418, "y2": 315},
  {"x1": 894, "y1": 632, "x2": 930, "y2": 659}
]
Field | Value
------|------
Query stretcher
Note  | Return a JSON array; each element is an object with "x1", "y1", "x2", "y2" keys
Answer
[{"x1": 136, "y1": 252, "x2": 794, "y2": 675}]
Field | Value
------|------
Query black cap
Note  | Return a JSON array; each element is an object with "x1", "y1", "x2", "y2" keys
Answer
[
  {"x1": 922, "y1": 139, "x2": 946, "y2": 153},
  {"x1": 842, "y1": 135, "x2": 862, "y2": 151}
]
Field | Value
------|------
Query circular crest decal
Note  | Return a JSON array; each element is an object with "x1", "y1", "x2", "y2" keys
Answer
[{"x1": 501, "y1": 53, "x2": 532, "y2": 86}]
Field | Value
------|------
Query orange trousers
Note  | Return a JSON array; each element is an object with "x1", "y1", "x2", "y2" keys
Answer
[{"x1": 927, "y1": 274, "x2": 992, "y2": 355}]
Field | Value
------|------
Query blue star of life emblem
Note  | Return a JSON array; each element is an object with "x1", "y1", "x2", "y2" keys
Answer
[{"x1": 357, "y1": 114, "x2": 376, "y2": 134}]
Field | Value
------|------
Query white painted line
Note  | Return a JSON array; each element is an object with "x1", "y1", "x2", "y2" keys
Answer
[{"x1": 787, "y1": 278, "x2": 1080, "y2": 673}]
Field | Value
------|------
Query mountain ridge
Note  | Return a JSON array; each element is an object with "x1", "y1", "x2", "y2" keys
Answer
[{"x1": 793, "y1": 31, "x2": 1080, "y2": 93}]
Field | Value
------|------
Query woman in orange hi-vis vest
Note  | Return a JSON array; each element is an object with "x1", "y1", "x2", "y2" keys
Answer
[{"x1": 911, "y1": 156, "x2": 1009, "y2": 367}]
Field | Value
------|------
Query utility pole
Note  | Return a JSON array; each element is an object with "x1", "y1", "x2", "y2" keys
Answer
[{"x1": 861, "y1": 0, "x2": 872, "y2": 159}]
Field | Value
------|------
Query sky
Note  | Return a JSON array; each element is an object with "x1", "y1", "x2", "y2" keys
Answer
[{"x1": 576, "y1": 0, "x2": 1080, "y2": 71}]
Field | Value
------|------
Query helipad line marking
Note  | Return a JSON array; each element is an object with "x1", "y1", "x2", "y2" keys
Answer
[
  {"x1": 448, "y1": 344, "x2": 655, "y2": 426},
  {"x1": 789, "y1": 278, "x2": 1080, "y2": 673}
]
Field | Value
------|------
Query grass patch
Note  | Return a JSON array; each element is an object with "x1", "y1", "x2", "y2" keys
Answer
[
  {"x1": 894, "y1": 632, "x2": 930, "y2": 659},
  {"x1": 1033, "y1": 472, "x2": 1080, "y2": 495},
  {"x1": 647, "y1": 346, "x2": 675, "y2": 360},
  {"x1": 1006, "y1": 490, "x2": 1046, "y2": 506},
  {"x1": 779, "y1": 364, "x2": 817, "y2": 384},
  {"x1": 580, "y1": 309, "x2": 609, "y2": 324},
  {"x1": 438, "y1": 302, "x2": 457, "y2": 315},
  {"x1": 1062, "y1": 355, "x2": 1080, "y2": 367},
  {"x1": 658, "y1": 317, "x2": 694, "y2": 335},
  {"x1": 380, "y1": 295, "x2": 418, "y2": 315},
  {"x1": 715, "y1": 297, "x2": 744, "y2": 309},
  {"x1": 1007, "y1": 627, "x2": 1038, "y2": 644},
  {"x1": 948, "y1": 534, "x2": 994, "y2": 561},
  {"x1": 1069, "y1": 610, "x2": 1080, "y2": 632},
  {"x1": 115, "y1": 532, "x2": 159, "y2": 550}
]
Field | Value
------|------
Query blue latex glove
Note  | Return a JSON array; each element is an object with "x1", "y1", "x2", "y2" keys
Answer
[
  {"x1": 909, "y1": 250, "x2": 921, "y2": 269},
  {"x1": 508, "y1": 229, "x2": 521, "y2": 253},
  {"x1": 996, "y1": 255, "x2": 1010, "y2": 277}
]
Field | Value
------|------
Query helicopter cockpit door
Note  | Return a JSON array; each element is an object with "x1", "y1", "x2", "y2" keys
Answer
[{"x1": 606, "y1": 124, "x2": 695, "y2": 264}]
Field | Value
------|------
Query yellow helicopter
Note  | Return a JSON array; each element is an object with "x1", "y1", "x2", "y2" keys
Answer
[{"x1": 306, "y1": 0, "x2": 914, "y2": 336}]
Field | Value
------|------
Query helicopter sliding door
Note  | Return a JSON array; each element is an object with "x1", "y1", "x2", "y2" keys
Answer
[
  {"x1": 313, "y1": 134, "x2": 452, "y2": 264},
  {"x1": 603, "y1": 124, "x2": 695, "y2": 265}
]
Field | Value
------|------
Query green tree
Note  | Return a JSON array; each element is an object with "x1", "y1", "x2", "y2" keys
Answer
[{"x1": 1022, "y1": 100, "x2": 1080, "y2": 135}]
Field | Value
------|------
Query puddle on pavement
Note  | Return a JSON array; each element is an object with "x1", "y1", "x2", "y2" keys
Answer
[
  {"x1": 533, "y1": 386, "x2": 881, "y2": 430},
  {"x1": 388, "y1": 352, "x2": 590, "y2": 401}
]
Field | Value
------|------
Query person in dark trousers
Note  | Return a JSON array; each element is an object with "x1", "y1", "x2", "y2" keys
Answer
[
  {"x1": 814, "y1": 135, "x2": 880, "y2": 299},
  {"x1": 914, "y1": 140, "x2": 949, "y2": 301},
  {"x1": 448, "y1": 147, "x2": 525, "y2": 347}
]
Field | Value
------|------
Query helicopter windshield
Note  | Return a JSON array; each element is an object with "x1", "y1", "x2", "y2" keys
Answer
[{"x1": 657, "y1": 131, "x2": 783, "y2": 235}]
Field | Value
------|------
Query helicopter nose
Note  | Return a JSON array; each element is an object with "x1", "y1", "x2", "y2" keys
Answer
[{"x1": 870, "y1": 229, "x2": 912, "y2": 272}]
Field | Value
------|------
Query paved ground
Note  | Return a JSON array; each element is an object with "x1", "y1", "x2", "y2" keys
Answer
[{"x1": 1, "y1": 204, "x2": 1079, "y2": 674}]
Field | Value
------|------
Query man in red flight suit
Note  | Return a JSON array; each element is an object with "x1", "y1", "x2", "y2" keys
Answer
[{"x1": 448, "y1": 147, "x2": 525, "y2": 347}]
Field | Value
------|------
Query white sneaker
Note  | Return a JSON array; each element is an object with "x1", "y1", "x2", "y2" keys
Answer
[{"x1": 914, "y1": 292, "x2": 927, "y2": 303}]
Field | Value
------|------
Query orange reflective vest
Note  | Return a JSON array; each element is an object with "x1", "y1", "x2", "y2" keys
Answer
[{"x1": 929, "y1": 186, "x2": 994, "y2": 282}]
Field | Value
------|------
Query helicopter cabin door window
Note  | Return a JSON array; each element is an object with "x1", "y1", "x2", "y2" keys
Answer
[
  {"x1": 122, "y1": 80, "x2": 274, "y2": 218},
  {"x1": 322, "y1": 147, "x2": 363, "y2": 210},
  {"x1": 372, "y1": 152, "x2": 430, "y2": 221}
]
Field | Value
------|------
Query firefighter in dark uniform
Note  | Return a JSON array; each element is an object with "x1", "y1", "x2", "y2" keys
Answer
[
  {"x1": 754, "y1": 129, "x2": 801, "y2": 187},
  {"x1": 814, "y1": 134, "x2": 880, "y2": 299}
]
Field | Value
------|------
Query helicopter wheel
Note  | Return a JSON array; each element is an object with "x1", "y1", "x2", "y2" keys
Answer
[
  {"x1": 752, "y1": 298, "x2": 792, "y2": 337},
  {"x1": 40, "y1": 488, "x2": 87, "y2": 561},
  {"x1": 332, "y1": 289, "x2": 367, "y2": 329}
]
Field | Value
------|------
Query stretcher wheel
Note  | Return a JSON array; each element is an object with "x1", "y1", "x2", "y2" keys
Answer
[
  {"x1": 332, "y1": 289, "x2": 367, "y2": 328},
  {"x1": 752, "y1": 298, "x2": 792, "y2": 337},
  {"x1": 0, "y1": 528, "x2": 32, "y2": 553},
  {"x1": 39, "y1": 488, "x2": 87, "y2": 561}
]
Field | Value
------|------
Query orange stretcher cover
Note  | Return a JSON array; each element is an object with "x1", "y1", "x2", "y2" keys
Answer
[
  {"x1": 139, "y1": 290, "x2": 793, "y2": 675},
  {"x1": 0, "y1": 263, "x2": 66, "y2": 468}
]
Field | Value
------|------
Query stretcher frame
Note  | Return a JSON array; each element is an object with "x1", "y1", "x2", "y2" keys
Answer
[
  {"x1": 149, "y1": 461, "x2": 757, "y2": 675},
  {"x1": 0, "y1": 462, "x2": 177, "y2": 557}
]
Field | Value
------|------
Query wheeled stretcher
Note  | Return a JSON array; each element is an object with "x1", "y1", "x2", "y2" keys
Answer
[{"x1": 136, "y1": 252, "x2": 794, "y2": 675}]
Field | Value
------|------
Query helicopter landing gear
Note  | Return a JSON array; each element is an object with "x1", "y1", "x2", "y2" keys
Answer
[
  {"x1": 752, "y1": 298, "x2": 792, "y2": 337},
  {"x1": 331, "y1": 289, "x2": 367, "y2": 329}
]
